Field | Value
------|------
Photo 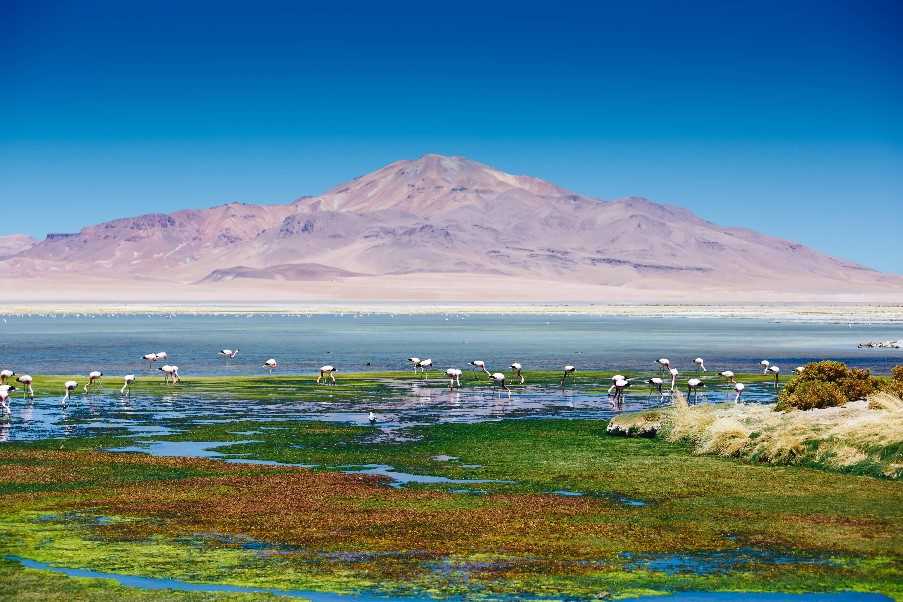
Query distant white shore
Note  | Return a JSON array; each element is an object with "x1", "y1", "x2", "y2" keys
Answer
[{"x1": 0, "y1": 302, "x2": 900, "y2": 323}]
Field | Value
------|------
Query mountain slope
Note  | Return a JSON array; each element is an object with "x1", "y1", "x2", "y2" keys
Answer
[
  {"x1": 1, "y1": 154, "x2": 898, "y2": 299},
  {"x1": 0, "y1": 234, "x2": 36, "y2": 260}
]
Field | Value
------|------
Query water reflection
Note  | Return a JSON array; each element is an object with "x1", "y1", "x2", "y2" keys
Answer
[{"x1": 0, "y1": 378, "x2": 780, "y2": 442}]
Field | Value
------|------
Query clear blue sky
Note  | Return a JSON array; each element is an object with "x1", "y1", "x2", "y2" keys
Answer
[{"x1": 3, "y1": 0, "x2": 901, "y2": 272}]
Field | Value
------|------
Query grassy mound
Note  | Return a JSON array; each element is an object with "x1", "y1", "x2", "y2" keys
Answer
[{"x1": 660, "y1": 390, "x2": 903, "y2": 478}]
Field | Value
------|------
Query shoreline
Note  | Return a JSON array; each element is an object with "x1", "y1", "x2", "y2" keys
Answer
[{"x1": 1, "y1": 301, "x2": 902, "y2": 323}]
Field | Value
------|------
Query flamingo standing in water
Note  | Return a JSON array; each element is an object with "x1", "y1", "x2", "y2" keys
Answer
[
  {"x1": 687, "y1": 377, "x2": 705, "y2": 401},
  {"x1": 219, "y1": 349, "x2": 239, "y2": 363},
  {"x1": 142, "y1": 353, "x2": 158, "y2": 368},
  {"x1": 669, "y1": 368, "x2": 679, "y2": 391},
  {"x1": 156, "y1": 352, "x2": 168, "y2": 361},
  {"x1": 733, "y1": 382, "x2": 745, "y2": 402},
  {"x1": 16, "y1": 375, "x2": 34, "y2": 398},
  {"x1": 407, "y1": 357, "x2": 421, "y2": 373},
  {"x1": 0, "y1": 385, "x2": 12, "y2": 407},
  {"x1": 719, "y1": 370, "x2": 736, "y2": 384},
  {"x1": 760, "y1": 360, "x2": 771, "y2": 373},
  {"x1": 159, "y1": 365, "x2": 179, "y2": 384},
  {"x1": 560, "y1": 365, "x2": 576, "y2": 386},
  {"x1": 0, "y1": 385, "x2": 14, "y2": 414},
  {"x1": 368, "y1": 411, "x2": 377, "y2": 424},
  {"x1": 446, "y1": 368, "x2": 462, "y2": 389},
  {"x1": 609, "y1": 377, "x2": 629, "y2": 406},
  {"x1": 657, "y1": 358, "x2": 670, "y2": 375},
  {"x1": 646, "y1": 377, "x2": 664, "y2": 394},
  {"x1": 263, "y1": 358, "x2": 278, "y2": 374},
  {"x1": 317, "y1": 365, "x2": 337, "y2": 385},
  {"x1": 767, "y1": 365, "x2": 781, "y2": 387},
  {"x1": 510, "y1": 362, "x2": 524, "y2": 384},
  {"x1": 0, "y1": 369, "x2": 15, "y2": 384},
  {"x1": 470, "y1": 360, "x2": 490, "y2": 377},
  {"x1": 84, "y1": 371, "x2": 103, "y2": 393},
  {"x1": 694, "y1": 358, "x2": 706, "y2": 374},
  {"x1": 121, "y1": 375, "x2": 135, "y2": 395},
  {"x1": 63, "y1": 381, "x2": 77, "y2": 404},
  {"x1": 417, "y1": 358, "x2": 433, "y2": 377},
  {"x1": 490, "y1": 372, "x2": 510, "y2": 392}
]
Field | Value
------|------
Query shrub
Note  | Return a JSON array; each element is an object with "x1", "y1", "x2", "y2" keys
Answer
[
  {"x1": 881, "y1": 365, "x2": 903, "y2": 397},
  {"x1": 776, "y1": 361, "x2": 877, "y2": 412},
  {"x1": 777, "y1": 380, "x2": 847, "y2": 411}
]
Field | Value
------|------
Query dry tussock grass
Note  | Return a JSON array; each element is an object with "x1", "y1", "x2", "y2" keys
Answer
[{"x1": 663, "y1": 391, "x2": 903, "y2": 478}]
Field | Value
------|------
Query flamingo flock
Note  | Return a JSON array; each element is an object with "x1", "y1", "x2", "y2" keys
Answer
[{"x1": 0, "y1": 351, "x2": 796, "y2": 420}]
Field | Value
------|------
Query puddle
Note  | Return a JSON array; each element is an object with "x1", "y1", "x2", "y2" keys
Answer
[
  {"x1": 548, "y1": 490, "x2": 647, "y2": 506},
  {"x1": 106, "y1": 440, "x2": 258, "y2": 459},
  {"x1": 6, "y1": 555, "x2": 440, "y2": 601},
  {"x1": 621, "y1": 548, "x2": 837, "y2": 575},
  {"x1": 339, "y1": 464, "x2": 511, "y2": 488}
]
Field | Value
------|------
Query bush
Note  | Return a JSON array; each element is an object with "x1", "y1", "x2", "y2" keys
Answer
[
  {"x1": 776, "y1": 361, "x2": 877, "y2": 412},
  {"x1": 777, "y1": 380, "x2": 847, "y2": 411},
  {"x1": 881, "y1": 365, "x2": 903, "y2": 397}
]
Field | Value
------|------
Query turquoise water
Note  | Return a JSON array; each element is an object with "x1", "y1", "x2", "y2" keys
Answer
[{"x1": 0, "y1": 313, "x2": 899, "y2": 376}]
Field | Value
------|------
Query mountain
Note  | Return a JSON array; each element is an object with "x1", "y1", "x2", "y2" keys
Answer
[
  {"x1": 0, "y1": 234, "x2": 36, "y2": 260},
  {"x1": 1, "y1": 154, "x2": 899, "y2": 301}
]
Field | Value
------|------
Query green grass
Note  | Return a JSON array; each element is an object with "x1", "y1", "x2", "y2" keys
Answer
[{"x1": 1, "y1": 373, "x2": 901, "y2": 600}]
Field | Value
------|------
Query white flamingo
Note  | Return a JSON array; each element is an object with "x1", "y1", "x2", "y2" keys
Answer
[
  {"x1": 719, "y1": 370, "x2": 736, "y2": 384},
  {"x1": 219, "y1": 349, "x2": 239, "y2": 361},
  {"x1": 317, "y1": 365, "x2": 336, "y2": 385},
  {"x1": 63, "y1": 380, "x2": 77, "y2": 404},
  {"x1": 694, "y1": 357, "x2": 706, "y2": 374},
  {"x1": 733, "y1": 382, "x2": 745, "y2": 403},
  {"x1": 263, "y1": 358, "x2": 278, "y2": 374},
  {"x1": 767, "y1": 365, "x2": 781, "y2": 387},
  {"x1": 669, "y1": 367, "x2": 679, "y2": 391},
  {"x1": 84, "y1": 371, "x2": 103, "y2": 393},
  {"x1": 687, "y1": 377, "x2": 705, "y2": 399},
  {"x1": 16, "y1": 375, "x2": 34, "y2": 398},
  {"x1": 156, "y1": 352, "x2": 167, "y2": 361},
  {"x1": 470, "y1": 360, "x2": 490, "y2": 377},
  {"x1": 446, "y1": 368, "x2": 462, "y2": 389},
  {"x1": 490, "y1": 372, "x2": 510, "y2": 392},
  {"x1": 121, "y1": 375, "x2": 135, "y2": 395},
  {"x1": 510, "y1": 362, "x2": 524, "y2": 384},
  {"x1": 760, "y1": 360, "x2": 770, "y2": 373},
  {"x1": 795, "y1": 366, "x2": 805, "y2": 374},
  {"x1": 142, "y1": 353, "x2": 158, "y2": 368},
  {"x1": 0, "y1": 385, "x2": 14, "y2": 414},
  {"x1": 159, "y1": 365, "x2": 178, "y2": 384},
  {"x1": 417, "y1": 358, "x2": 433, "y2": 376},
  {"x1": 657, "y1": 358, "x2": 671, "y2": 375},
  {"x1": 646, "y1": 377, "x2": 664, "y2": 394},
  {"x1": 407, "y1": 357, "x2": 421, "y2": 373},
  {"x1": 609, "y1": 377, "x2": 629, "y2": 405},
  {"x1": 368, "y1": 411, "x2": 377, "y2": 424},
  {"x1": 560, "y1": 365, "x2": 576, "y2": 386},
  {"x1": 0, "y1": 369, "x2": 15, "y2": 384}
]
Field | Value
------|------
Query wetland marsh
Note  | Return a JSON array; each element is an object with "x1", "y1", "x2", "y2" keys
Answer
[{"x1": 0, "y1": 313, "x2": 901, "y2": 601}]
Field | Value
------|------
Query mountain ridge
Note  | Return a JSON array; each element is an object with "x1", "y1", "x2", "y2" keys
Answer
[{"x1": 0, "y1": 154, "x2": 897, "y2": 301}]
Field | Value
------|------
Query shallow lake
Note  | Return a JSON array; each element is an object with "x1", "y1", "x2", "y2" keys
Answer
[{"x1": 0, "y1": 313, "x2": 900, "y2": 376}]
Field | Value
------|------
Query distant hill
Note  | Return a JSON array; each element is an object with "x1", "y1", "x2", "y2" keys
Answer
[{"x1": 1, "y1": 154, "x2": 899, "y2": 301}]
